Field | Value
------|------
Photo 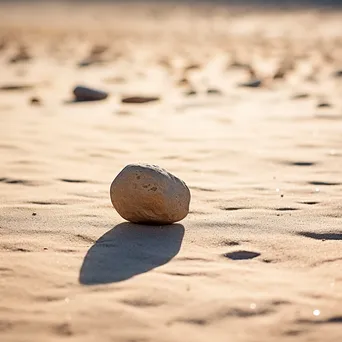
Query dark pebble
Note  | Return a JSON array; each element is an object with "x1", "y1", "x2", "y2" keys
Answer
[
  {"x1": 121, "y1": 96, "x2": 159, "y2": 104},
  {"x1": 73, "y1": 86, "x2": 108, "y2": 102},
  {"x1": 185, "y1": 89, "x2": 197, "y2": 96},
  {"x1": 30, "y1": 97, "x2": 41, "y2": 105},
  {"x1": 0, "y1": 84, "x2": 34, "y2": 91},
  {"x1": 238, "y1": 79, "x2": 262, "y2": 88},
  {"x1": 207, "y1": 88, "x2": 222, "y2": 95},
  {"x1": 317, "y1": 102, "x2": 332, "y2": 108}
]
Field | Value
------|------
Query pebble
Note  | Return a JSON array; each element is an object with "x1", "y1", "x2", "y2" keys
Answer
[
  {"x1": 184, "y1": 64, "x2": 201, "y2": 72},
  {"x1": 291, "y1": 93, "x2": 310, "y2": 100},
  {"x1": 207, "y1": 88, "x2": 222, "y2": 95},
  {"x1": 73, "y1": 86, "x2": 108, "y2": 102},
  {"x1": 30, "y1": 97, "x2": 41, "y2": 105},
  {"x1": 185, "y1": 89, "x2": 197, "y2": 96},
  {"x1": 317, "y1": 102, "x2": 332, "y2": 108},
  {"x1": 229, "y1": 61, "x2": 249, "y2": 69},
  {"x1": 78, "y1": 58, "x2": 100, "y2": 67},
  {"x1": 178, "y1": 77, "x2": 190, "y2": 86},
  {"x1": 238, "y1": 79, "x2": 262, "y2": 88},
  {"x1": 273, "y1": 68, "x2": 286, "y2": 80},
  {"x1": 0, "y1": 84, "x2": 34, "y2": 91},
  {"x1": 110, "y1": 164, "x2": 191, "y2": 225},
  {"x1": 121, "y1": 96, "x2": 160, "y2": 104}
]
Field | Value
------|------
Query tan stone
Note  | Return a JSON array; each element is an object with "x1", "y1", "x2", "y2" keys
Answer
[{"x1": 110, "y1": 164, "x2": 191, "y2": 225}]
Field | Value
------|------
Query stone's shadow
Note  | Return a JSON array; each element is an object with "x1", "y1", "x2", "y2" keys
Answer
[
  {"x1": 79, "y1": 222, "x2": 184, "y2": 285},
  {"x1": 298, "y1": 231, "x2": 342, "y2": 240}
]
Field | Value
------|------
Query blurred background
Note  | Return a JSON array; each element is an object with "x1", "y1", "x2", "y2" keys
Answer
[{"x1": 0, "y1": 0, "x2": 341, "y2": 7}]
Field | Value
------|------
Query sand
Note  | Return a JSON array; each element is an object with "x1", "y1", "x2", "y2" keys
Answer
[{"x1": 0, "y1": 2, "x2": 342, "y2": 341}]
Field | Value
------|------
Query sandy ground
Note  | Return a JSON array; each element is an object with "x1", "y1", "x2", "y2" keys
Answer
[{"x1": 0, "y1": 2, "x2": 342, "y2": 342}]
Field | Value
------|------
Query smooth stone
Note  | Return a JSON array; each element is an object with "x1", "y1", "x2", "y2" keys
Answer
[
  {"x1": 110, "y1": 164, "x2": 191, "y2": 225},
  {"x1": 73, "y1": 86, "x2": 108, "y2": 102}
]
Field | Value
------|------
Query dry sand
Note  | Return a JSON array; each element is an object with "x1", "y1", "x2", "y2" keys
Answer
[{"x1": 0, "y1": 2, "x2": 342, "y2": 341}]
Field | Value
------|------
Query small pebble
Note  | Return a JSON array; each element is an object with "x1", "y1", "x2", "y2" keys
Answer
[
  {"x1": 78, "y1": 58, "x2": 99, "y2": 67},
  {"x1": 30, "y1": 97, "x2": 41, "y2": 105},
  {"x1": 229, "y1": 61, "x2": 248, "y2": 69},
  {"x1": 185, "y1": 89, "x2": 197, "y2": 96},
  {"x1": 73, "y1": 86, "x2": 108, "y2": 102},
  {"x1": 291, "y1": 93, "x2": 309, "y2": 100},
  {"x1": 0, "y1": 84, "x2": 34, "y2": 91},
  {"x1": 121, "y1": 96, "x2": 159, "y2": 104},
  {"x1": 178, "y1": 78, "x2": 190, "y2": 86},
  {"x1": 207, "y1": 88, "x2": 222, "y2": 95},
  {"x1": 238, "y1": 79, "x2": 262, "y2": 88},
  {"x1": 317, "y1": 102, "x2": 332, "y2": 108},
  {"x1": 110, "y1": 163, "x2": 191, "y2": 225},
  {"x1": 184, "y1": 64, "x2": 200, "y2": 72},
  {"x1": 273, "y1": 69, "x2": 286, "y2": 80},
  {"x1": 90, "y1": 44, "x2": 108, "y2": 56},
  {"x1": 32, "y1": 212, "x2": 37, "y2": 216}
]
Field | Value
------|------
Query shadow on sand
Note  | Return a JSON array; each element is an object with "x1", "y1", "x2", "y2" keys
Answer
[{"x1": 79, "y1": 222, "x2": 184, "y2": 285}]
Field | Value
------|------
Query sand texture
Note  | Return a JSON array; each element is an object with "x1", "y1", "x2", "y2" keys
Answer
[{"x1": 0, "y1": 2, "x2": 342, "y2": 342}]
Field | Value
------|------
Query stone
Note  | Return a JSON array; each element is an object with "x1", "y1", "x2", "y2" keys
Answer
[
  {"x1": 185, "y1": 89, "x2": 197, "y2": 96},
  {"x1": 110, "y1": 164, "x2": 191, "y2": 225},
  {"x1": 0, "y1": 84, "x2": 34, "y2": 91},
  {"x1": 30, "y1": 97, "x2": 41, "y2": 105},
  {"x1": 291, "y1": 93, "x2": 310, "y2": 100},
  {"x1": 121, "y1": 96, "x2": 160, "y2": 104},
  {"x1": 238, "y1": 79, "x2": 262, "y2": 88},
  {"x1": 73, "y1": 86, "x2": 108, "y2": 102},
  {"x1": 207, "y1": 88, "x2": 222, "y2": 95},
  {"x1": 317, "y1": 102, "x2": 332, "y2": 108}
]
